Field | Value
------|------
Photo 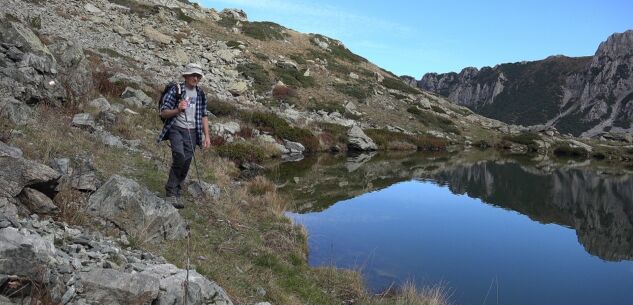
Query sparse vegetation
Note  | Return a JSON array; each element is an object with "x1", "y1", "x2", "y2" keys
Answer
[
  {"x1": 237, "y1": 63, "x2": 270, "y2": 94},
  {"x1": 217, "y1": 141, "x2": 265, "y2": 163},
  {"x1": 382, "y1": 77, "x2": 420, "y2": 94},
  {"x1": 242, "y1": 111, "x2": 319, "y2": 152},
  {"x1": 365, "y1": 129, "x2": 448, "y2": 151},
  {"x1": 308, "y1": 100, "x2": 345, "y2": 114},
  {"x1": 502, "y1": 132, "x2": 541, "y2": 152},
  {"x1": 242, "y1": 21, "x2": 289, "y2": 41},
  {"x1": 273, "y1": 67, "x2": 315, "y2": 88},
  {"x1": 333, "y1": 83, "x2": 369, "y2": 100},
  {"x1": 407, "y1": 107, "x2": 461, "y2": 135}
]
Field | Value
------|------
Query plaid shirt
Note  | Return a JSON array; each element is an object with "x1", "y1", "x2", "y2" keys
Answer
[{"x1": 156, "y1": 82, "x2": 208, "y2": 146}]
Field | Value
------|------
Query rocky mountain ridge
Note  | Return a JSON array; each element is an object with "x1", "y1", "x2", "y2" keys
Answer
[{"x1": 416, "y1": 30, "x2": 633, "y2": 137}]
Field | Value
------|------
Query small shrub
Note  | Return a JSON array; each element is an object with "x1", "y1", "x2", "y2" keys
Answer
[
  {"x1": 226, "y1": 40, "x2": 242, "y2": 49},
  {"x1": 248, "y1": 176, "x2": 276, "y2": 195},
  {"x1": 408, "y1": 108, "x2": 461, "y2": 135},
  {"x1": 93, "y1": 70, "x2": 126, "y2": 98},
  {"x1": 333, "y1": 83, "x2": 368, "y2": 100},
  {"x1": 553, "y1": 143, "x2": 588, "y2": 158},
  {"x1": 288, "y1": 54, "x2": 307, "y2": 65},
  {"x1": 382, "y1": 77, "x2": 420, "y2": 94},
  {"x1": 217, "y1": 141, "x2": 265, "y2": 164},
  {"x1": 273, "y1": 67, "x2": 315, "y2": 88},
  {"x1": 208, "y1": 98, "x2": 238, "y2": 116},
  {"x1": 237, "y1": 63, "x2": 270, "y2": 94},
  {"x1": 272, "y1": 84, "x2": 297, "y2": 100},
  {"x1": 217, "y1": 16, "x2": 238, "y2": 28},
  {"x1": 242, "y1": 21, "x2": 288, "y2": 41},
  {"x1": 365, "y1": 129, "x2": 448, "y2": 151},
  {"x1": 431, "y1": 105, "x2": 446, "y2": 114},
  {"x1": 308, "y1": 101, "x2": 345, "y2": 114},
  {"x1": 242, "y1": 111, "x2": 319, "y2": 152}
]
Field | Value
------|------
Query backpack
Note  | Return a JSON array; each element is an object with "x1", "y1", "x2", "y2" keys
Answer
[{"x1": 158, "y1": 82, "x2": 182, "y2": 122}]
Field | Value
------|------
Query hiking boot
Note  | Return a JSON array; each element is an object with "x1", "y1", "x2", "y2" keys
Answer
[{"x1": 167, "y1": 196, "x2": 184, "y2": 209}]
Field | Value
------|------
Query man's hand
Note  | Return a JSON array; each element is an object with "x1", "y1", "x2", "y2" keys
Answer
[
  {"x1": 178, "y1": 100, "x2": 188, "y2": 112},
  {"x1": 203, "y1": 136, "x2": 211, "y2": 149}
]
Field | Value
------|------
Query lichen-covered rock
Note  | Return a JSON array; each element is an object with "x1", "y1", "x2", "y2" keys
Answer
[
  {"x1": 347, "y1": 126, "x2": 377, "y2": 151},
  {"x1": 78, "y1": 269, "x2": 159, "y2": 305},
  {"x1": 87, "y1": 175, "x2": 187, "y2": 242},
  {"x1": 0, "y1": 156, "x2": 60, "y2": 198}
]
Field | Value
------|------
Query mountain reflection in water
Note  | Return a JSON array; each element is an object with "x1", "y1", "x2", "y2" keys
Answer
[{"x1": 267, "y1": 151, "x2": 633, "y2": 262}]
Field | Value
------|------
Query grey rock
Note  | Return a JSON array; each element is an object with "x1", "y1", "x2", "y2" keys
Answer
[
  {"x1": 276, "y1": 59, "x2": 298, "y2": 70},
  {"x1": 187, "y1": 181, "x2": 221, "y2": 200},
  {"x1": 254, "y1": 303, "x2": 272, "y2": 305},
  {"x1": 49, "y1": 40, "x2": 93, "y2": 101},
  {"x1": 84, "y1": 3, "x2": 103, "y2": 14},
  {"x1": 50, "y1": 158, "x2": 71, "y2": 175},
  {"x1": 0, "y1": 97, "x2": 35, "y2": 125},
  {"x1": 227, "y1": 81, "x2": 248, "y2": 96},
  {"x1": 18, "y1": 187, "x2": 59, "y2": 214},
  {"x1": 0, "y1": 197, "x2": 19, "y2": 228},
  {"x1": 142, "y1": 264, "x2": 233, "y2": 305},
  {"x1": 87, "y1": 175, "x2": 187, "y2": 242},
  {"x1": 87, "y1": 97, "x2": 111, "y2": 112},
  {"x1": 60, "y1": 285, "x2": 76, "y2": 305},
  {"x1": 79, "y1": 269, "x2": 159, "y2": 305},
  {"x1": 211, "y1": 121, "x2": 241, "y2": 142},
  {"x1": 70, "y1": 171, "x2": 100, "y2": 192},
  {"x1": 121, "y1": 87, "x2": 152, "y2": 108},
  {"x1": 347, "y1": 126, "x2": 377, "y2": 151},
  {"x1": 0, "y1": 141, "x2": 22, "y2": 158},
  {"x1": 0, "y1": 156, "x2": 60, "y2": 197},
  {"x1": 71, "y1": 113, "x2": 96, "y2": 131},
  {"x1": 220, "y1": 8, "x2": 248, "y2": 22},
  {"x1": 0, "y1": 226, "x2": 56, "y2": 279},
  {"x1": 283, "y1": 140, "x2": 305, "y2": 154}
]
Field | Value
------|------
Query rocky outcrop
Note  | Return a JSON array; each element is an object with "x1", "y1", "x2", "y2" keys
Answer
[
  {"x1": 0, "y1": 155, "x2": 60, "y2": 198},
  {"x1": 418, "y1": 30, "x2": 633, "y2": 136},
  {"x1": 79, "y1": 269, "x2": 160, "y2": 305},
  {"x1": 347, "y1": 126, "x2": 377, "y2": 151},
  {"x1": 87, "y1": 175, "x2": 187, "y2": 243},
  {"x1": 0, "y1": 215, "x2": 233, "y2": 305}
]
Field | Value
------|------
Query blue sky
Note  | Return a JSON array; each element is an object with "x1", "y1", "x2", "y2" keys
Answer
[{"x1": 198, "y1": 0, "x2": 633, "y2": 78}]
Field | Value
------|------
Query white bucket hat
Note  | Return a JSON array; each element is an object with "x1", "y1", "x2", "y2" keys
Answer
[{"x1": 182, "y1": 63, "x2": 204, "y2": 78}]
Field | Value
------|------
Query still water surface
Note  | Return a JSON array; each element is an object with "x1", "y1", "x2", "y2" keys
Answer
[{"x1": 269, "y1": 152, "x2": 633, "y2": 305}]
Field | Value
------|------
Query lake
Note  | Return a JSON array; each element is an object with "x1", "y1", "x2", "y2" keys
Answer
[{"x1": 267, "y1": 151, "x2": 633, "y2": 305}]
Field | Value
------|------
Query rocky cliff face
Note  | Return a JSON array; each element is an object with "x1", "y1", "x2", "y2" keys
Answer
[{"x1": 418, "y1": 30, "x2": 633, "y2": 137}]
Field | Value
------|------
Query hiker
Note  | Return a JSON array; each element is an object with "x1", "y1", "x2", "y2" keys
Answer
[{"x1": 157, "y1": 63, "x2": 211, "y2": 209}]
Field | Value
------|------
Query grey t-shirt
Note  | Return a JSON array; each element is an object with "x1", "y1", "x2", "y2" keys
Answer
[{"x1": 173, "y1": 87, "x2": 198, "y2": 129}]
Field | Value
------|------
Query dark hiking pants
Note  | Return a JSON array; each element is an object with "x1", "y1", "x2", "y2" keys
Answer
[{"x1": 165, "y1": 126, "x2": 195, "y2": 197}]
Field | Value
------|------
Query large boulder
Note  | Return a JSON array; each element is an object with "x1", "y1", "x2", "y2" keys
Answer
[
  {"x1": 0, "y1": 141, "x2": 22, "y2": 158},
  {"x1": 0, "y1": 156, "x2": 60, "y2": 198},
  {"x1": 0, "y1": 198, "x2": 19, "y2": 228},
  {"x1": 121, "y1": 87, "x2": 153, "y2": 108},
  {"x1": 49, "y1": 40, "x2": 93, "y2": 101},
  {"x1": 18, "y1": 187, "x2": 59, "y2": 214},
  {"x1": 211, "y1": 121, "x2": 241, "y2": 142},
  {"x1": 0, "y1": 97, "x2": 35, "y2": 125},
  {"x1": 347, "y1": 126, "x2": 377, "y2": 151},
  {"x1": 87, "y1": 175, "x2": 187, "y2": 242},
  {"x1": 0, "y1": 227, "x2": 56, "y2": 279},
  {"x1": 78, "y1": 269, "x2": 159, "y2": 305},
  {"x1": 142, "y1": 264, "x2": 233, "y2": 305},
  {"x1": 71, "y1": 113, "x2": 96, "y2": 131},
  {"x1": 187, "y1": 181, "x2": 220, "y2": 200}
]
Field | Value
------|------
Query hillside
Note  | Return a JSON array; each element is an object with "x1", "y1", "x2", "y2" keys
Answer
[
  {"x1": 416, "y1": 30, "x2": 633, "y2": 137},
  {"x1": 1, "y1": 1, "x2": 633, "y2": 305}
]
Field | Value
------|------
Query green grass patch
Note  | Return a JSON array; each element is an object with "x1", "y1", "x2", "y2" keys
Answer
[
  {"x1": 208, "y1": 98, "x2": 239, "y2": 117},
  {"x1": 237, "y1": 63, "x2": 270, "y2": 94},
  {"x1": 407, "y1": 107, "x2": 461, "y2": 135},
  {"x1": 308, "y1": 101, "x2": 345, "y2": 114},
  {"x1": 273, "y1": 67, "x2": 315, "y2": 88},
  {"x1": 431, "y1": 105, "x2": 446, "y2": 114},
  {"x1": 241, "y1": 111, "x2": 319, "y2": 152},
  {"x1": 365, "y1": 129, "x2": 448, "y2": 151},
  {"x1": 310, "y1": 34, "x2": 367, "y2": 64},
  {"x1": 226, "y1": 40, "x2": 242, "y2": 49},
  {"x1": 333, "y1": 83, "x2": 368, "y2": 100},
  {"x1": 242, "y1": 21, "x2": 288, "y2": 41},
  {"x1": 502, "y1": 132, "x2": 541, "y2": 152},
  {"x1": 382, "y1": 77, "x2": 420, "y2": 94},
  {"x1": 217, "y1": 141, "x2": 265, "y2": 163}
]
